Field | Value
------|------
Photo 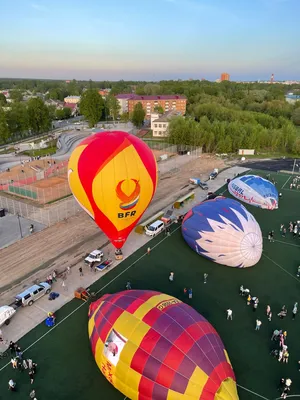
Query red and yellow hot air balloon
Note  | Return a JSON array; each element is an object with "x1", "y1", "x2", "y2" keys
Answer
[
  {"x1": 68, "y1": 131, "x2": 158, "y2": 248},
  {"x1": 88, "y1": 290, "x2": 239, "y2": 400}
]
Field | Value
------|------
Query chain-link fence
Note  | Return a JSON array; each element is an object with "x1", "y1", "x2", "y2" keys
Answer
[
  {"x1": 0, "y1": 194, "x2": 82, "y2": 226},
  {"x1": 0, "y1": 161, "x2": 70, "y2": 204}
]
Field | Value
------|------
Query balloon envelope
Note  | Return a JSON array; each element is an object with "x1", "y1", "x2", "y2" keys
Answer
[
  {"x1": 228, "y1": 175, "x2": 278, "y2": 210},
  {"x1": 88, "y1": 290, "x2": 238, "y2": 400},
  {"x1": 182, "y1": 197, "x2": 262, "y2": 268},
  {"x1": 68, "y1": 131, "x2": 157, "y2": 248}
]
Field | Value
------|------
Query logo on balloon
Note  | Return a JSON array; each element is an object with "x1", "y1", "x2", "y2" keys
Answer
[{"x1": 116, "y1": 179, "x2": 140, "y2": 211}]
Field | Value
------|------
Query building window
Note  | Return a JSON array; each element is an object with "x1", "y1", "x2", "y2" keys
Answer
[
  {"x1": 154, "y1": 124, "x2": 157, "y2": 128},
  {"x1": 159, "y1": 124, "x2": 162, "y2": 128}
]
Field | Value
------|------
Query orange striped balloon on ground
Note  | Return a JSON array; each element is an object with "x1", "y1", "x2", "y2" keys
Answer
[
  {"x1": 88, "y1": 290, "x2": 239, "y2": 400},
  {"x1": 68, "y1": 131, "x2": 158, "y2": 248}
]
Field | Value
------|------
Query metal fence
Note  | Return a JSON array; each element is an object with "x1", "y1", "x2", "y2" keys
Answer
[
  {"x1": 0, "y1": 161, "x2": 70, "y2": 204},
  {"x1": 0, "y1": 194, "x2": 82, "y2": 226}
]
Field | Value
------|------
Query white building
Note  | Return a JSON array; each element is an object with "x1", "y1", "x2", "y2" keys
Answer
[
  {"x1": 151, "y1": 110, "x2": 181, "y2": 137},
  {"x1": 115, "y1": 94, "x2": 132, "y2": 113}
]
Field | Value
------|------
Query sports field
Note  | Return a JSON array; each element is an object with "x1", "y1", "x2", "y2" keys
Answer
[{"x1": 1, "y1": 169, "x2": 300, "y2": 400}]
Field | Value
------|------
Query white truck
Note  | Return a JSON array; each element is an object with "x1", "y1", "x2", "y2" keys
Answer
[{"x1": 84, "y1": 250, "x2": 104, "y2": 266}]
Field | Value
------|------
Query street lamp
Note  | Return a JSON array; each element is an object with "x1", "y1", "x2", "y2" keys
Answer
[{"x1": 17, "y1": 213, "x2": 23, "y2": 238}]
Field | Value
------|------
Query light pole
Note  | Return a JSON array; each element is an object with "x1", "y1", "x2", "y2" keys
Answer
[
  {"x1": 292, "y1": 159, "x2": 297, "y2": 175},
  {"x1": 17, "y1": 213, "x2": 23, "y2": 238}
]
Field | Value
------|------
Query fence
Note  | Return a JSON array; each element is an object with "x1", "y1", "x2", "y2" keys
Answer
[
  {"x1": 0, "y1": 194, "x2": 82, "y2": 226},
  {"x1": 0, "y1": 160, "x2": 70, "y2": 204}
]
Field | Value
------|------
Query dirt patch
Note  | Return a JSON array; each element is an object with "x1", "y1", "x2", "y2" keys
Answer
[
  {"x1": 152, "y1": 154, "x2": 226, "y2": 204},
  {"x1": 31, "y1": 176, "x2": 68, "y2": 189},
  {"x1": 152, "y1": 149, "x2": 176, "y2": 160}
]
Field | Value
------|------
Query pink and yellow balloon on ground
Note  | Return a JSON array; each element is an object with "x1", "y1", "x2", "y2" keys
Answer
[
  {"x1": 88, "y1": 290, "x2": 239, "y2": 400},
  {"x1": 68, "y1": 131, "x2": 158, "y2": 248}
]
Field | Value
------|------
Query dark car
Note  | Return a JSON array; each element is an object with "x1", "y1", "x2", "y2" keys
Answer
[
  {"x1": 198, "y1": 181, "x2": 208, "y2": 190},
  {"x1": 209, "y1": 171, "x2": 218, "y2": 180}
]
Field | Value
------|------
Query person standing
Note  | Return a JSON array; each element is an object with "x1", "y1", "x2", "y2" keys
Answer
[
  {"x1": 188, "y1": 288, "x2": 193, "y2": 299},
  {"x1": 147, "y1": 247, "x2": 151, "y2": 255},
  {"x1": 266, "y1": 305, "x2": 271, "y2": 316},
  {"x1": 203, "y1": 273, "x2": 208, "y2": 284},
  {"x1": 226, "y1": 309, "x2": 233, "y2": 320},
  {"x1": 292, "y1": 302, "x2": 298, "y2": 319},
  {"x1": 255, "y1": 319, "x2": 262, "y2": 330},
  {"x1": 29, "y1": 370, "x2": 34, "y2": 384},
  {"x1": 169, "y1": 272, "x2": 174, "y2": 282},
  {"x1": 126, "y1": 281, "x2": 131, "y2": 290},
  {"x1": 79, "y1": 267, "x2": 83, "y2": 277},
  {"x1": 8, "y1": 379, "x2": 16, "y2": 391},
  {"x1": 268, "y1": 311, "x2": 272, "y2": 321}
]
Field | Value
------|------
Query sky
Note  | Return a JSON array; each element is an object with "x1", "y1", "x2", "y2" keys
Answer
[{"x1": 0, "y1": 0, "x2": 299, "y2": 81}]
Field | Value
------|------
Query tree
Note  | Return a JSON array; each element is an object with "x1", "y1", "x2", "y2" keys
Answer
[
  {"x1": 79, "y1": 89, "x2": 104, "y2": 127},
  {"x1": 154, "y1": 105, "x2": 164, "y2": 114},
  {"x1": 120, "y1": 112, "x2": 129, "y2": 124},
  {"x1": 130, "y1": 102, "x2": 145, "y2": 128},
  {"x1": 0, "y1": 93, "x2": 7, "y2": 106},
  {"x1": 27, "y1": 98, "x2": 51, "y2": 133},
  {"x1": 0, "y1": 108, "x2": 10, "y2": 143},
  {"x1": 7, "y1": 102, "x2": 28, "y2": 137},
  {"x1": 292, "y1": 108, "x2": 300, "y2": 126},
  {"x1": 10, "y1": 90, "x2": 23, "y2": 102},
  {"x1": 105, "y1": 94, "x2": 121, "y2": 120}
]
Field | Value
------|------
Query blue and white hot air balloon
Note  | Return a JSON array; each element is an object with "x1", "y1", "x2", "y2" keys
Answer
[
  {"x1": 182, "y1": 197, "x2": 263, "y2": 268},
  {"x1": 228, "y1": 175, "x2": 278, "y2": 210}
]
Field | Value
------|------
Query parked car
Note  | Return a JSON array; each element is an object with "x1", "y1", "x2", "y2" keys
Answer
[
  {"x1": 84, "y1": 249, "x2": 104, "y2": 266},
  {"x1": 15, "y1": 282, "x2": 52, "y2": 307},
  {"x1": 209, "y1": 169, "x2": 219, "y2": 180},
  {"x1": 145, "y1": 220, "x2": 165, "y2": 237},
  {"x1": 0, "y1": 305, "x2": 16, "y2": 326}
]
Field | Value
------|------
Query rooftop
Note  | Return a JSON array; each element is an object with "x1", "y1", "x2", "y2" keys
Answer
[
  {"x1": 116, "y1": 94, "x2": 187, "y2": 101},
  {"x1": 152, "y1": 110, "x2": 182, "y2": 122}
]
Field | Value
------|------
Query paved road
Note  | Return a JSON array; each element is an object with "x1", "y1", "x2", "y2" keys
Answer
[
  {"x1": 0, "y1": 213, "x2": 46, "y2": 249},
  {"x1": 238, "y1": 158, "x2": 299, "y2": 172}
]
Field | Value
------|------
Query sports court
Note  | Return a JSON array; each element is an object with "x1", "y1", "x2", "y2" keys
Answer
[{"x1": 1, "y1": 169, "x2": 300, "y2": 400}]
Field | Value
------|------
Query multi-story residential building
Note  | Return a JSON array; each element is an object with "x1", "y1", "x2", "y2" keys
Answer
[
  {"x1": 151, "y1": 110, "x2": 182, "y2": 137},
  {"x1": 221, "y1": 73, "x2": 230, "y2": 81},
  {"x1": 116, "y1": 94, "x2": 187, "y2": 117},
  {"x1": 63, "y1": 95, "x2": 80, "y2": 104}
]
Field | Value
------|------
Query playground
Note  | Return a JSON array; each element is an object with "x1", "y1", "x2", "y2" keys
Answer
[{"x1": 1, "y1": 170, "x2": 300, "y2": 399}]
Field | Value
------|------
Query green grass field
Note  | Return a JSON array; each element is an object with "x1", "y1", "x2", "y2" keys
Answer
[{"x1": 1, "y1": 170, "x2": 300, "y2": 400}]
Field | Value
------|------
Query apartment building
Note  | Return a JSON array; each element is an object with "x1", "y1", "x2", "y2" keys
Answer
[{"x1": 116, "y1": 94, "x2": 187, "y2": 117}]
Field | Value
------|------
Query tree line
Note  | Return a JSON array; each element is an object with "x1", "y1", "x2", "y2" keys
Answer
[{"x1": 1, "y1": 78, "x2": 300, "y2": 153}]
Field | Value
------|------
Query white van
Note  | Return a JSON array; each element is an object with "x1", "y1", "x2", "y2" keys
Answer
[
  {"x1": 145, "y1": 220, "x2": 165, "y2": 237},
  {"x1": 0, "y1": 306, "x2": 16, "y2": 327}
]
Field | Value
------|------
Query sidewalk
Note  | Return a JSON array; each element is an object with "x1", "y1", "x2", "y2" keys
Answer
[{"x1": 0, "y1": 166, "x2": 249, "y2": 345}]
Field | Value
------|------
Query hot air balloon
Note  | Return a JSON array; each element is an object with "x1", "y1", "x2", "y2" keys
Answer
[
  {"x1": 228, "y1": 175, "x2": 278, "y2": 210},
  {"x1": 182, "y1": 197, "x2": 262, "y2": 268},
  {"x1": 68, "y1": 131, "x2": 158, "y2": 248},
  {"x1": 88, "y1": 290, "x2": 238, "y2": 400}
]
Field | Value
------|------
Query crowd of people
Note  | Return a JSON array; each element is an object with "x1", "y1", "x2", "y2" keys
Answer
[
  {"x1": 238, "y1": 285, "x2": 296, "y2": 398},
  {"x1": 7, "y1": 340, "x2": 38, "y2": 399},
  {"x1": 289, "y1": 175, "x2": 300, "y2": 190}
]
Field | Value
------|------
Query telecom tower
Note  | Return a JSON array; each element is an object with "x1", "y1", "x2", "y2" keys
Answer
[{"x1": 270, "y1": 73, "x2": 274, "y2": 84}]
